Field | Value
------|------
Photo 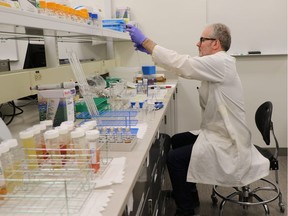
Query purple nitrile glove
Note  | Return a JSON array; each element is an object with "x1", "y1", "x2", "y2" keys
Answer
[
  {"x1": 126, "y1": 24, "x2": 147, "y2": 45},
  {"x1": 134, "y1": 43, "x2": 150, "y2": 55}
]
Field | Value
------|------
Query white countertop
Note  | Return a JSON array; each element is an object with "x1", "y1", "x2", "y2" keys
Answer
[{"x1": 6, "y1": 81, "x2": 177, "y2": 216}]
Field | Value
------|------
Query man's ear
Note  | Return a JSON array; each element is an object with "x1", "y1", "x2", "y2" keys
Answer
[{"x1": 213, "y1": 39, "x2": 222, "y2": 50}]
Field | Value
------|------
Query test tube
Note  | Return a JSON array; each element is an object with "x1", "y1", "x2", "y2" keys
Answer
[{"x1": 116, "y1": 127, "x2": 123, "y2": 143}]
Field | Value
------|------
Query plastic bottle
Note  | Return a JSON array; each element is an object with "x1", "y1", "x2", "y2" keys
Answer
[
  {"x1": 0, "y1": 146, "x2": 7, "y2": 199},
  {"x1": 85, "y1": 130, "x2": 100, "y2": 173},
  {"x1": 70, "y1": 129, "x2": 88, "y2": 168},
  {"x1": 38, "y1": 123, "x2": 48, "y2": 160},
  {"x1": 29, "y1": 125, "x2": 43, "y2": 164},
  {"x1": 0, "y1": 144, "x2": 14, "y2": 193},
  {"x1": 56, "y1": 126, "x2": 69, "y2": 165},
  {"x1": 44, "y1": 130, "x2": 62, "y2": 168},
  {"x1": 4, "y1": 139, "x2": 25, "y2": 189},
  {"x1": 19, "y1": 130, "x2": 38, "y2": 170}
]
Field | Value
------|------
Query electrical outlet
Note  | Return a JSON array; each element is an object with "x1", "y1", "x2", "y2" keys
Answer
[{"x1": 34, "y1": 71, "x2": 42, "y2": 81}]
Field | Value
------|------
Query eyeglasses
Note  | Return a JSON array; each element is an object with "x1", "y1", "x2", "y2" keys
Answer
[{"x1": 199, "y1": 37, "x2": 216, "y2": 43}]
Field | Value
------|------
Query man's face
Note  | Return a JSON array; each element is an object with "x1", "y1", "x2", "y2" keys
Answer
[{"x1": 197, "y1": 27, "x2": 217, "y2": 57}]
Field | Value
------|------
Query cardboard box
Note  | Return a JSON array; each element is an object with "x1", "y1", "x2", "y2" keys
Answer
[{"x1": 38, "y1": 88, "x2": 76, "y2": 127}]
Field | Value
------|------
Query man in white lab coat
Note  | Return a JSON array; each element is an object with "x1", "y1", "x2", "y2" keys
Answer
[{"x1": 126, "y1": 23, "x2": 269, "y2": 216}]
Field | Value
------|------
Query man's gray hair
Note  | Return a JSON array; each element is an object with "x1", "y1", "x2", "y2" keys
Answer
[{"x1": 210, "y1": 23, "x2": 231, "y2": 51}]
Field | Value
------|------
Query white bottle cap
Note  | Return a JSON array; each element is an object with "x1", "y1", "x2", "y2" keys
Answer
[
  {"x1": 80, "y1": 124, "x2": 90, "y2": 132},
  {"x1": 60, "y1": 121, "x2": 74, "y2": 131},
  {"x1": 38, "y1": 123, "x2": 46, "y2": 131},
  {"x1": 32, "y1": 125, "x2": 41, "y2": 135},
  {"x1": 5, "y1": 139, "x2": 18, "y2": 148},
  {"x1": 19, "y1": 130, "x2": 34, "y2": 139},
  {"x1": 44, "y1": 130, "x2": 59, "y2": 140},
  {"x1": 70, "y1": 129, "x2": 85, "y2": 139},
  {"x1": 85, "y1": 120, "x2": 97, "y2": 129},
  {"x1": 85, "y1": 130, "x2": 100, "y2": 139},
  {"x1": 56, "y1": 126, "x2": 69, "y2": 135},
  {"x1": 40, "y1": 120, "x2": 53, "y2": 127}
]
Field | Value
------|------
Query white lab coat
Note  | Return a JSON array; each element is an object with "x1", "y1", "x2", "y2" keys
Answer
[{"x1": 152, "y1": 45, "x2": 269, "y2": 187}]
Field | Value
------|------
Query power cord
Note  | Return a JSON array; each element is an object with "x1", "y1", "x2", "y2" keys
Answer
[{"x1": 0, "y1": 101, "x2": 24, "y2": 125}]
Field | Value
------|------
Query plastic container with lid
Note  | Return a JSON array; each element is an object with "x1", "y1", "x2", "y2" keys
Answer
[
  {"x1": 70, "y1": 129, "x2": 88, "y2": 168},
  {"x1": 142, "y1": 66, "x2": 156, "y2": 85},
  {"x1": 0, "y1": 143, "x2": 17, "y2": 193},
  {"x1": 56, "y1": 126, "x2": 69, "y2": 164},
  {"x1": 0, "y1": 145, "x2": 8, "y2": 198},
  {"x1": 2, "y1": 139, "x2": 25, "y2": 190},
  {"x1": 85, "y1": 130, "x2": 101, "y2": 173},
  {"x1": 19, "y1": 130, "x2": 38, "y2": 170},
  {"x1": 29, "y1": 125, "x2": 44, "y2": 164},
  {"x1": 44, "y1": 130, "x2": 62, "y2": 168}
]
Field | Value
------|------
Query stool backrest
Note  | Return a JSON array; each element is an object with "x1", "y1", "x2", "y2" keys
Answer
[{"x1": 255, "y1": 101, "x2": 273, "y2": 146}]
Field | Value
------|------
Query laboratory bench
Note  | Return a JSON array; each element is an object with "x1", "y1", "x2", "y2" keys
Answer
[{"x1": 6, "y1": 80, "x2": 178, "y2": 216}]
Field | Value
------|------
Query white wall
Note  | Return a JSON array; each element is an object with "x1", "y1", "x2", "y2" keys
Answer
[{"x1": 111, "y1": 0, "x2": 207, "y2": 135}]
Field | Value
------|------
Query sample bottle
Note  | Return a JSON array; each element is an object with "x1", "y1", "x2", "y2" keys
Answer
[
  {"x1": 29, "y1": 125, "x2": 43, "y2": 164},
  {"x1": 56, "y1": 126, "x2": 69, "y2": 165},
  {"x1": 85, "y1": 130, "x2": 101, "y2": 173},
  {"x1": 0, "y1": 146, "x2": 7, "y2": 199},
  {"x1": 5, "y1": 139, "x2": 25, "y2": 189},
  {"x1": 70, "y1": 129, "x2": 88, "y2": 168},
  {"x1": 38, "y1": 123, "x2": 48, "y2": 159},
  {"x1": 0, "y1": 143, "x2": 15, "y2": 193},
  {"x1": 19, "y1": 130, "x2": 38, "y2": 170},
  {"x1": 44, "y1": 130, "x2": 62, "y2": 168}
]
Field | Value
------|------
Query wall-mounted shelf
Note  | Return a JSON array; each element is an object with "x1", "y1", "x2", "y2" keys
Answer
[
  {"x1": 0, "y1": 7, "x2": 132, "y2": 104},
  {"x1": 0, "y1": 7, "x2": 130, "y2": 42}
]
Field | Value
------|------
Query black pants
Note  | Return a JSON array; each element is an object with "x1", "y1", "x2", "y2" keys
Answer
[{"x1": 167, "y1": 132, "x2": 199, "y2": 214}]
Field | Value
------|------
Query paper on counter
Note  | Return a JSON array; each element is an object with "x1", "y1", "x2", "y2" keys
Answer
[
  {"x1": 81, "y1": 189, "x2": 114, "y2": 216},
  {"x1": 92, "y1": 157, "x2": 126, "y2": 188},
  {"x1": 135, "y1": 122, "x2": 148, "y2": 139}
]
